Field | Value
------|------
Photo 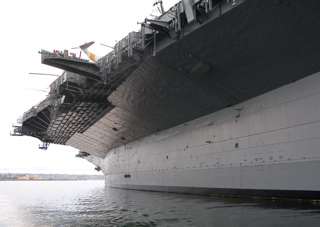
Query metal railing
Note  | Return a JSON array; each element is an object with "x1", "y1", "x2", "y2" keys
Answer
[{"x1": 97, "y1": 30, "x2": 145, "y2": 73}]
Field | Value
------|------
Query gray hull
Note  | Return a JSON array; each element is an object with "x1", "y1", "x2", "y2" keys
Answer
[{"x1": 102, "y1": 71, "x2": 320, "y2": 199}]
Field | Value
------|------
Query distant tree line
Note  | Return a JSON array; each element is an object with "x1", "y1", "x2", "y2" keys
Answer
[{"x1": 0, "y1": 173, "x2": 104, "y2": 181}]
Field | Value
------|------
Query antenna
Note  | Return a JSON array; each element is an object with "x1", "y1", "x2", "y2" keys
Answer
[
  {"x1": 29, "y1": 73, "x2": 59, "y2": 77},
  {"x1": 153, "y1": 0, "x2": 164, "y2": 14},
  {"x1": 100, "y1": 43, "x2": 114, "y2": 49},
  {"x1": 24, "y1": 88, "x2": 49, "y2": 93}
]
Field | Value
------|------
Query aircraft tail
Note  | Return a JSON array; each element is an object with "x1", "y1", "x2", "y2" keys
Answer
[
  {"x1": 79, "y1": 41, "x2": 98, "y2": 61},
  {"x1": 79, "y1": 41, "x2": 95, "y2": 50}
]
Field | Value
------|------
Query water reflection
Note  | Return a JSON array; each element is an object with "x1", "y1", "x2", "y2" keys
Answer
[
  {"x1": 1, "y1": 181, "x2": 320, "y2": 226},
  {"x1": 102, "y1": 187, "x2": 320, "y2": 227}
]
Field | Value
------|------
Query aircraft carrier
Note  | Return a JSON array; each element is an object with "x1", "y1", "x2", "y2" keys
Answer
[{"x1": 13, "y1": 0, "x2": 320, "y2": 199}]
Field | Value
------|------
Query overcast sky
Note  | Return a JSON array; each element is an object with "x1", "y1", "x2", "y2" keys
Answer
[{"x1": 0, "y1": 0, "x2": 177, "y2": 174}]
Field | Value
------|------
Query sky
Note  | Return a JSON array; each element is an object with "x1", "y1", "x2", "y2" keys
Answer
[{"x1": 0, "y1": 0, "x2": 178, "y2": 174}]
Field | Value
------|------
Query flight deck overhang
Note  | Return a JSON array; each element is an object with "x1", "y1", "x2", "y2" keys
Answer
[
  {"x1": 15, "y1": 0, "x2": 320, "y2": 158},
  {"x1": 41, "y1": 53, "x2": 101, "y2": 81},
  {"x1": 66, "y1": 0, "x2": 320, "y2": 158},
  {"x1": 15, "y1": 71, "x2": 114, "y2": 148}
]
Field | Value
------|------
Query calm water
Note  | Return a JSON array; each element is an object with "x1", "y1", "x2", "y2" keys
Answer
[{"x1": 1, "y1": 181, "x2": 320, "y2": 227}]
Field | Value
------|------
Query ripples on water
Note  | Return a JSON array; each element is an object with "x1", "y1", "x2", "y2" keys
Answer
[{"x1": 1, "y1": 180, "x2": 320, "y2": 226}]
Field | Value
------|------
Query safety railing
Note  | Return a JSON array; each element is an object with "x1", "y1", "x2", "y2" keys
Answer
[{"x1": 39, "y1": 50, "x2": 90, "y2": 62}]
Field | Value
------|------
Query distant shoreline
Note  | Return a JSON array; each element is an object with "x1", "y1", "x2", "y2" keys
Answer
[
  {"x1": 0, "y1": 173, "x2": 104, "y2": 181},
  {"x1": 0, "y1": 179, "x2": 104, "y2": 181}
]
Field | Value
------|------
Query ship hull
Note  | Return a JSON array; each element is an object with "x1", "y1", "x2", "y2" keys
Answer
[
  {"x1": 16, "y1": 0, "x2": 320, "y2": 201},
  {"x1": 103, "y1": 71, "x2": 320, "y2": 199}
]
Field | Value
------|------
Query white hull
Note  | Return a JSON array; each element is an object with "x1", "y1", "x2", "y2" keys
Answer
[{"x1": 93, "y1": 71, "x2": 320, "y2": 199}]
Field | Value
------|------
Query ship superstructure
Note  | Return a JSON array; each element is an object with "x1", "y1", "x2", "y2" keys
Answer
[{"x1": 13, "y1": 0, "x2": 320, "y2": 199}]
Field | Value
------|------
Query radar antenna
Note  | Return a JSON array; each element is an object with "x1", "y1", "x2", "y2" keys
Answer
[{"x1": 153, "y1": 0, "x2": 164, "y2": 14}]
